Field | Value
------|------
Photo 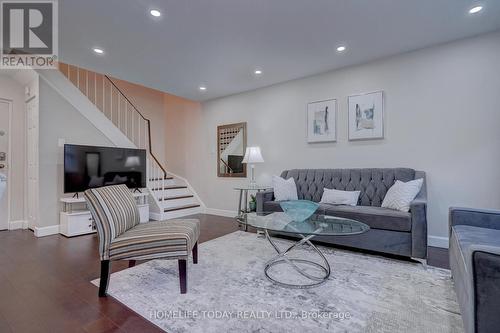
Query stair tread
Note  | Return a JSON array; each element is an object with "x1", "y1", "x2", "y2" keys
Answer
[
  {"x1": 151, "y1": 185, "x2": 188, "y2": 191},
  {"x1": 149, "y1": 176, "x2": 174, "y2": 181},
  {"x1": 164, "y1": 204, "x2": 201, "y2": 213},
  {"x1": 160, "y1": 195, "x2": 194, "y2": 201}
]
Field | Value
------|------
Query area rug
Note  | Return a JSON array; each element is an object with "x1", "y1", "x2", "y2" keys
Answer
[{"x1": 91, "y1": 231, "x2": 463, "y2": 333}]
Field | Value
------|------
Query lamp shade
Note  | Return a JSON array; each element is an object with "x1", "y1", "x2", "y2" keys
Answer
[{"x1": 242, "y1": 146, "x2": 264, "y2": 164}]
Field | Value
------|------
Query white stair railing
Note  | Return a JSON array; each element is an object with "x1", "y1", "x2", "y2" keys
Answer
[{"x1": 58, "y1": 63, "x2": 167, "y2": 207}]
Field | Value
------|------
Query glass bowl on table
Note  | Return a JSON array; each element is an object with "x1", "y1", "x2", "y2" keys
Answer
[{"x1": 279, "y1": 200, "x2": 319, "y2": 222}]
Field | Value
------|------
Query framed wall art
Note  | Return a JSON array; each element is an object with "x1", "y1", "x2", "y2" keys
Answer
[
  {"x1": 307, "y1": 99, "x2": 337, "y2": 143},
  {"x1": 348, "y1": 91, "x2": 384, "y2": 141}
]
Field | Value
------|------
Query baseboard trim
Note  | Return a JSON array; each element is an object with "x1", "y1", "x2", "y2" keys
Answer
[
  {"x1": 205, "y1": 208, "x2": 237, "y2": 218},
  {"x1": 428, "y1": 236, "x2": 449, "y2": 249},
  {"x1": 149, "y1": 212, "x2": 162, "y2": 221},
  {"x1": 8, "y1": 220, "x2": 28, "y2": 230},
  {"x1": 34, "y1": 225, "x2": 60, "y2": 237}
]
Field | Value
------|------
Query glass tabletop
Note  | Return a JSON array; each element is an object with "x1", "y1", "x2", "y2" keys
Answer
[{"x1": 237, "y1": 212, "x2": 370, "y2": 236}]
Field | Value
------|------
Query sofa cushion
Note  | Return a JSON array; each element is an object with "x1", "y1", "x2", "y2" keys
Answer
[
  {"x1": 320, "y1": 188, "x2": 360, "y2": 206},
  {"x1": 262, "y1": 201, "x2": 411, "y2": 232},
  {"x1": 321, "y1": 204, "x2": 411, "y2": 232},
  {"x1": 381, "y1": 178, "x2": 423, "y2": 212},
  {"x1": 272, "y1": 175, "x2": 298, "y2": 201},
  {"x1": 109, "y1": 219, "x2": 200, "y2": 261}
]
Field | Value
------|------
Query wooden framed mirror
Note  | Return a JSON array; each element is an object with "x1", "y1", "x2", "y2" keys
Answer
[{"x1": 217, "y1": 122, "x2": 247, "y2": 177}]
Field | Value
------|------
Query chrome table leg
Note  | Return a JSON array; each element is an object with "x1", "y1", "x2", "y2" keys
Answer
[{"x1": 263, "y1": 230, "x2": 331, "y2": 288}]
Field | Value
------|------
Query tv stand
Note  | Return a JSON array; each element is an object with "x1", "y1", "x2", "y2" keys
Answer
[
  {"x1": 133, "y1": 188, "x2": 142, "y2": 193},
  {"x1": 59, "y1": 192, "x2": 150, "y2": 237},
  {"x1": 72, "y1": 192, "x2": 80, "y2": 199}
]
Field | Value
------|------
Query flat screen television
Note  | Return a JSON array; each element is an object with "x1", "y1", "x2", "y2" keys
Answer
[{"x1": 64, "y1": 144, "x2": 147, "y2": 193}]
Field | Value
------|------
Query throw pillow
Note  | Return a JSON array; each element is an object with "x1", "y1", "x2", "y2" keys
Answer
[
  {"x1": 272, "y1": 176, "x2": 298, "y2": 201},
  {"x1": 381, "y1": 178, "x2": 424, "y2": 212},
  {"x1": 320, "y1": 188, "x2": 360, "y2": 206}
]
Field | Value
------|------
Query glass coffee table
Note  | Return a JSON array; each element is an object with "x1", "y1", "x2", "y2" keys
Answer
[{"x1": 237, "y1": 212, "x2": 370, "y2": 288}]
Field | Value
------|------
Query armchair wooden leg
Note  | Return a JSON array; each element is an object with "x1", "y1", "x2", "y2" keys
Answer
[
  {"x1": 192, "y1": 242, "x2": 198, "y2": 264},
  {"x1": 178, "y1": 259, "x2": 187, "y2": 294},
  {"x1": 99, "y1": 260, "x2": 111, "y2": 297},
  {"x1": 128, "y1": 260, "x2": 136, "y2": 268}
]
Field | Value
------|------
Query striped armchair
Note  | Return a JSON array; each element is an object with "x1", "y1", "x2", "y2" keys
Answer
[{"x1": 84, "y1": 185, "x2": 200, "y2": 296}]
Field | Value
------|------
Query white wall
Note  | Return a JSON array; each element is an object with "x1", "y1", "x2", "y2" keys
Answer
[
  {"x1": 192, "y1": 31, "x2": 500, "y2": 246},
  {"x1": 38, "y1": 79, "x2": 113, "y2": 228},
  {"x1": 0, "y1": 75, "x2": 26, "y2": 223}
]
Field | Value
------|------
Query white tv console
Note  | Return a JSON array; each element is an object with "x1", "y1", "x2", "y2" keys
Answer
[{"x1": 59, "y1": 192, "x2": 149, "y2": 237}]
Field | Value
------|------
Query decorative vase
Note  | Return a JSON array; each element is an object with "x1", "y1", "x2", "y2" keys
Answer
[
  {"x1": 279, "y1": 200, "x2": 319, "y2": 222},
  {"x1": 249, "y1": 201, "x2": 256, "y2": 212}
]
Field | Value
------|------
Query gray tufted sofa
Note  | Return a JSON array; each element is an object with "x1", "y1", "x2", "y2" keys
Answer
[{"x1": 256, "y1": 168, "x2": 427, "y2": 259}]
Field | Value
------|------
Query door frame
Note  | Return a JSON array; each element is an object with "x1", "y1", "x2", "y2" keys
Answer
[
  {"x1": 25, "y1": 91, "x2": 38, "y2": 230},
  {"x1": 0, "y1": 97, "x2": 13, "y2": 228}
]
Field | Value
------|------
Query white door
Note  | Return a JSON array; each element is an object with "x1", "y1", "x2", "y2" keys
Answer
[
  {"x1": 26, "y1": 96, "x2": 39, "y2": 230},
  {"x1": 0, "y1": 99, "x2": 11, "y2": 230}
]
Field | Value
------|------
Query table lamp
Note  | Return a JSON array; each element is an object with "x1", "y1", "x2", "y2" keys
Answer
[{"x1": 242, "y1": 146, "x2": 264, "y2": 187}]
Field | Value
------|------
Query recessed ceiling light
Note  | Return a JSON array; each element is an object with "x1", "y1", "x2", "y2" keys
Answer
[
  {"x1": 199, "y1": 86, "x2": 207, "y2": 91},
  {"x1": 254, "y1": 69, "x2": 262, "y2": 75},
  {"x1": 150, "y1": 9, "x2": 161, "y2": 17},
  {"x1": 469, "y1": 5, "x2": 483, "y2": 14},
  {"x1": 93, "y1": 48, "x2": 104, "y2": 54},
  {"x1": 336, "y1": 45, "x2": 347, "y2": 52}
]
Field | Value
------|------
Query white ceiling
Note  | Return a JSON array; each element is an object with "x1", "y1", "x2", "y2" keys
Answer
[{"x1": 59, "y1": 0, "x2": 500, "y2": 101}]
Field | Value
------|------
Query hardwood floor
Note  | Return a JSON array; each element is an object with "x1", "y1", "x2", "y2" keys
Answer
[
  {"x1": 0, "y1": 214, "x2": 238, "y2": 333},
  {"x1": 427, "y1": 246, "x2": 450, "y2": 269},
  {"x1": 0, "y1": 213, "x2": 448, "y2": 332}
]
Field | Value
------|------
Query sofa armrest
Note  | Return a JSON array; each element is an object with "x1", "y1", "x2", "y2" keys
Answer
[
  {"x1": 256, "y1": 190, "x2": 274, "y2": 213},
  {"x1": 473, "y1": 251, "x2": 500, "y2": 333},
  {"x1": 449, "y1": 207, "x2": 500, "y2": 236},
  {"x1": 410, "y1": 199, "x2": 427, "y2": 259}
]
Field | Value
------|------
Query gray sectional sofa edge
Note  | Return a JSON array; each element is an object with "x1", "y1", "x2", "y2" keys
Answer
[
  {"x1": 256, "y1": 168, "x2": 427, "y2": 260},
  {"x1": 449, "y1": 207, "x2": 500, "y2": 333}
]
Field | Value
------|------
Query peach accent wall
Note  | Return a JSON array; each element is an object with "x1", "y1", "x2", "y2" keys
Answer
[
  {"x1": 59, "y1": 63, "x2": 201, "y2": 176},
  {"x1": 109, "y1": 78, "x2": 168, "y2": 165},
  {"x1": 164, "y1": 94, "x2": 202, "y2": 177},
  {"x1": 112, "y1": 79, "x2": 202, "y2": 177}
]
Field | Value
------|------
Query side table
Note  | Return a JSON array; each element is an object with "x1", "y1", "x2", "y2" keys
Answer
[{"x1": 234, "y1": 185, "x2": 272, "y2": 231}]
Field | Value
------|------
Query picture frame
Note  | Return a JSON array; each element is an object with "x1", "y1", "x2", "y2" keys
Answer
[
  {"x1": 217, "y1": 122, "x2": 247, "y2": 178},
  {"x1": 307, "y1": 99, "x2": 337, "y2": 143},
  {"x1": 348, "y1": 91, "x2": 384, "y2": 141}
]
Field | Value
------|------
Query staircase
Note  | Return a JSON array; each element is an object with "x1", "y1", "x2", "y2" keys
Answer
[{"x1": 51, "y1": 63, "x2": 203, "y2": 220}]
